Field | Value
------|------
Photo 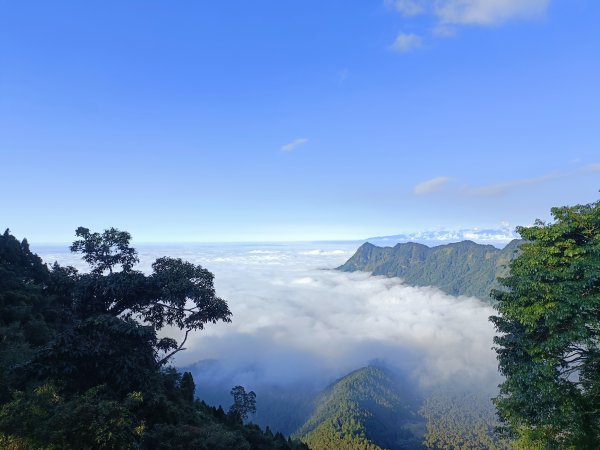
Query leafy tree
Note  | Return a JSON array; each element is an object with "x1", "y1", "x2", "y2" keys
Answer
[
  {"x1": 490, "y1": 199, "x2": 600, "y2": 449},
  {"x1": 18, "y1": 314, "x2": 159, "y2": 395},
  {"x1": 180, "y1": 371, "x2": 196, "y2": 404},
  {"x1": 229, "y1": 386, "x2": 257, "y2": 421},
  {"x1": 69, "y1": 227, "x2": 232, "y2": 364},
  {"x1": 70, "y1": 226, "x2": 139, "y2": 274}
]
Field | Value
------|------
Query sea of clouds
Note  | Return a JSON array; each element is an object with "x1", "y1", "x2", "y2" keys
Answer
[{"x1": 34, "y1": 241, "x2": 501, "y2": 400}]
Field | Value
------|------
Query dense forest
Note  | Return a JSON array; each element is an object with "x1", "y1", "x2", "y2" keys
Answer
[
  {"x1": 420, "y1": 389, "x2": 510, "y2": 450},
  {"x1": 0, "y1": 228, "x2": 308, "y2": 450},
  {"x1": 294, "y1": 366, "x2": 424, "y2": 450}
]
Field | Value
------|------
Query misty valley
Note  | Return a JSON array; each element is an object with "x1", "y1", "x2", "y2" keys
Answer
[{"x1": 2, "y1": 199, "x2": 599, "y2": 449}]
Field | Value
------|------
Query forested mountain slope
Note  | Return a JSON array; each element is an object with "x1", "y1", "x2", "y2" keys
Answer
[
  {"x1": 295, "y1": 366, "x2": 425, "y2": 450},
  {"x1": 337, "y1": 240, "x2": 522, "y2": 300}
]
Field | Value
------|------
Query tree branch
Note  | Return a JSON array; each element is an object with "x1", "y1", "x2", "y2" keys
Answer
[{"x1": 157, "y1": 328, "x2": 190, "y2": 366}]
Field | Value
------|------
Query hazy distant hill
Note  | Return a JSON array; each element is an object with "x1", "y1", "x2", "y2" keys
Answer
[
  {"x1": 337, "y1": 239, "x2": 522, "y2": 300},
  {"x1": 295, "y1": 366, "x2": 425, "y2": 450},
  {"x1": 365, "y1": 227, "x2": 518, "y2": 249}
]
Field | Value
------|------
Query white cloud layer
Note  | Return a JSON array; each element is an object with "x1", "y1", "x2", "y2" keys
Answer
[
  {"x1": 280, "y1": 138, "x2": 308, "y2": 152},
  {"x1": 36, "y1": 243, "x2": 501, "y2": 394}
]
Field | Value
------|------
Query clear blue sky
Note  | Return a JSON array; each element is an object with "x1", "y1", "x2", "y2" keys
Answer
[{"x1": 1, "y1": 0, "x2": 599, "y2": 242}]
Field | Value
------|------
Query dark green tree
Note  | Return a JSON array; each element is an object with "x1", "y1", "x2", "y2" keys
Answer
[
  {"x1": 490, "y1": 199, "x2": 600, "y2": 449},
  {"x1": 180, "y1": 371, "x2": 196, "y2": 404},
  {"x1": 229, "y1": 386, "x2": 257, "y2": 421},
  {"x1": 70, "y1": 226, "x2": 139, "y2": 274},
  {"x1": 69, "y1": 227, "x2": 232, "y2": 365}
]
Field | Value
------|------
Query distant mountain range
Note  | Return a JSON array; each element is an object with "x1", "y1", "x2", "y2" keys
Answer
[
  {"x1": 337, "y1": 239, "x2": 522, "y2": 300},
  {"x1": 365, "y1": 226, "x2": 518, "y2": 248},
  {"x1": 294, "y1": 366, "x2": 425, "y2": 450}
]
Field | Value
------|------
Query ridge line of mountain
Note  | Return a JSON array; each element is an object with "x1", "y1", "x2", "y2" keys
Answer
[{"x1": 336, "y1": 239, "x2": 523, "y2": 300}]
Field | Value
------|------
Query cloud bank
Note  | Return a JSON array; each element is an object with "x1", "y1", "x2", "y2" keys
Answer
[{"x1": 36, "y1": 243, "x2": 500, "y2": 395}]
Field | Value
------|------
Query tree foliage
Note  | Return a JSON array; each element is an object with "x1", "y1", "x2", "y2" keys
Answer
[
  {"x1": 70, "y1": 227, "x2": 139, "y2": 274},
  {"x1": 69, "y1": 227, "x2": 232, "y2": 364},
  {"x1": 490, "y1": 199, "x2": 600, "y2": 449},
  {"x1": 229, "y1": 385, "x2": 257, "y2": 422}
]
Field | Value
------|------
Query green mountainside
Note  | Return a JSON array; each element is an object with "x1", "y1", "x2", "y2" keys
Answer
[
  {"x1": 337, "y1": 240, "x2": 522, "y2": 300},
  {"x1": 294, "y1": 366, "x2": 425, "y2": 450}
]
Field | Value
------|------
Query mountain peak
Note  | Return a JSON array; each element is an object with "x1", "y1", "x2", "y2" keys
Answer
[{"x1": 295, "y1": 366, "x2": 424, "y2": 450}]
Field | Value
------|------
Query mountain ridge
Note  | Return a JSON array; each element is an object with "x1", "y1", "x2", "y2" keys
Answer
[{"x1": 337, "y1": 239, "x2": 522, "y2": 300}]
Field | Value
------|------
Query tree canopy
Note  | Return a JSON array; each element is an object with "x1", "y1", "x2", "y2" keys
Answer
[
  {"x1": 490, "y1": 199, "x2": 600, "y2": 449},
  {"x1": 229, "y1": 385, "x2": 257, "y2": 422},
  {"x1": 69, "y1": 227, "x2": 232, "y2": 365},
  {"x1": 71, "y1": 227, "x2": 139, "y2": 274}
]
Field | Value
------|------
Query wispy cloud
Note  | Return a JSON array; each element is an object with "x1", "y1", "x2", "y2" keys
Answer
[
  {"x1": 414, "y1": 176, "x2": 452, "y2": 195},
  {"x1": 386, "y1": 0, "x2": 551, "y2": 50},
  {"x1": 391, "y1": 32, "x2": 423, "y2": 52},
  {"x1": 387, "y1": 0, "x2": 550, "y2": 26},
  {"x1": 281, "y1": 138, "x2": 309, "y2": 153},
  {"x1": 416, "y1": 163, "x2": 597, "y2": 198},
  {"x1": 386, "y1": 0, "x2": 425, "y2": 16},
  {"x1": 436, "y1": 0, "x2": 550, "y2": 26},
  {"x1": 461, "y1": 172, "x2": 562, "y2": 196}
]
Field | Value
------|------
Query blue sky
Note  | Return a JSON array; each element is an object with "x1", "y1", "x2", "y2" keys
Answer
[{"x1": 1, "y1": 0, "x2": 599, "y2": 243}]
